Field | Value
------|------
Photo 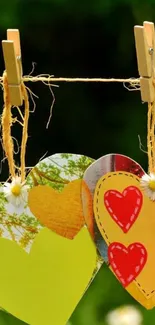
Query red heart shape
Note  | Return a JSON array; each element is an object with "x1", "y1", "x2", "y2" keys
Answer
[
  {"x1": 108, "y1": 242, "x2": 147, "y2": 287},
  {"x1": 104, "y1": 186, "x2": 142, "y2": 233}
]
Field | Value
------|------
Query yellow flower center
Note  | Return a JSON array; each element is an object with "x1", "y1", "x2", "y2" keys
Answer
[
  {"x1": 148, "y1": 179, "x2": 155, "y2": 191},
  {"x1": 11, "y1": 184, "x2": 21, "y2": 196},
  {"x1": 118, "y1": 308, "x2": 127, "y2": 316}
]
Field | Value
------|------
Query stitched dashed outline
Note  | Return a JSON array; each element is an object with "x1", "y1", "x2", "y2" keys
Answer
[
  {"x1": 94, "y1": 172, "x2": 155, "y2": 298},
  {"x1": 104, "y1": 186, "x2": 142, "y2": 232},
  {"x1": 109, "y1": 242, "x2": 147, "y2": 287}
]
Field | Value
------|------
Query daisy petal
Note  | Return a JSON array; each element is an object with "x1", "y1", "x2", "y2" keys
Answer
[{"x1": 2, "y1": 176, "x2": 30, "y2": 209}]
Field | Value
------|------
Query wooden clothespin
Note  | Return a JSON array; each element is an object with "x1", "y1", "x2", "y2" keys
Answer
[
  {"x1": 134, "y1": 21, "x2": 155, "y2": 102},
  {"x1": 2, "y1": 29, "x2": 23, "y2": 106}
]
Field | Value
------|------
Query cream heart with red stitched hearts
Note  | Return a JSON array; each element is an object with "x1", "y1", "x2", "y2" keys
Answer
[{"x1": 88, "y1": 154, "x2": 155, "y2": 309}]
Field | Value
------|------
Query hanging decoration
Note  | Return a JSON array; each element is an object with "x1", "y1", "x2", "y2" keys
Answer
[{"x1": 0, "y1": 21, "x2": 154, "y2": 325}]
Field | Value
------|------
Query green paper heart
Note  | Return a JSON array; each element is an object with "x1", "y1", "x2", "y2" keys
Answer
[{"x1": 0, "y1": 227, "x2": 96, "y2": 325}]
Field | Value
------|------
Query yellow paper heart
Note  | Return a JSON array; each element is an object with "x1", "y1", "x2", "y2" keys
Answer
[
  {"x1": 94, "y1": 171, "x2": 155, "y2": 309},
  {"x1": 28, "y1": 179, "x2": 93, "y2": 239},
  {"x1": 0, "y1": 226, "x2": 96, "y2": 325}
]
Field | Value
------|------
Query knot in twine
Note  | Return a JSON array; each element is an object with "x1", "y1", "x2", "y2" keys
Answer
[{"x1": 1, "y1": 71, "x2": 29, "y2": 181}]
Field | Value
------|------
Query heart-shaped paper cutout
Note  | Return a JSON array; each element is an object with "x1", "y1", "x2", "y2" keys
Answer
[
  {"x1": 82, "y1": 154, "x2": 155, "y2": 309},
  {"x1": 82, "y1": 154, "x2": 144, "y2": 262},
  {"x1": 104, "y1": 186, "x2": 143, "y2": 232},
  {"x1": 28, "y1": 180, "x2": 85, "y2": 239},
  {"x1": 0, "y1": 153, "x2": 94, "y2": 250},
  {"x1": 0, "y1": 226, "x2": 96, "y2": 325},
  {"x1": 0, "y1": 153, "x2": 99, "y2": 324},
  {"x1": 93, "y1": 163, "x2": 155, "y2": 309},
  {"x1": 108, "y1": 242, "x2": 147, "y2": 287}
]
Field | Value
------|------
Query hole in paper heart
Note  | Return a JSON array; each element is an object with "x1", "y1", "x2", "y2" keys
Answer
[{"x1": 104, "y1": 186, "x2": 143, "y2": 233}]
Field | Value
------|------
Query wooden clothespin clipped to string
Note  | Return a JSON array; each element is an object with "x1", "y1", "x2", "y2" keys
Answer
[
  {"x1": 2, "y1": 29, "x2": 23, "y2": 106},
  {"x1": 134, "y1": 21, "x2": 155, "y2": 103}
]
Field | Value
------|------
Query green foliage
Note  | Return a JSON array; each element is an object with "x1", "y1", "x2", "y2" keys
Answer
[
  {"x1": 62, "y1": 155, "x2": 94, "y2": 178},
  {"x1": 28, "y1": 153, "x2": 94, "y2": 190}
]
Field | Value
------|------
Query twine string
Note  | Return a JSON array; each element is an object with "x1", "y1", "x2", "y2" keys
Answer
[
  {"x1": 20, "y1": 81, "x2": 29, "y2": 182},
  {"x1": 148, "y1": 100, "x2": 155, "y2": 173},
  {"x1": 1, "y1": 71, "x2": 29, "y2": 182},
  {"x1": 1, "y1": 72, "x2": 154, "y2": 178},
  {"x1": 0, "y1": 76, "x2": 140, "y2": 84},
  {"x1": 147, "y1": 46, "x2": 155, "y2": 174},
  {"x1": 1, "y1": 71, "x2": 15, "y2": 178},
  {"x1": 23, "y1": 76, "x2": 140, "y2": 84},
  {"x1": 148, "y1": 102, "x2": 153, "y2": 173}
]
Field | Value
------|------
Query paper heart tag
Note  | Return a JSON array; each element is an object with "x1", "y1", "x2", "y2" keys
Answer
[
  {"x1": 94, "y1": 169, "x2": 155, "y2": 309},
  {"x1": 82, "y1": 153, "x2": 155, "y2": 309},
  {"x1": 0, "y1": 227, "x2": 96, "y2": 325},
  {"x1": 0, "y1": 153, "x2": 99, "y2": 324},
  {"x1": 82, "y1": 153, "x2": 144, "y2": 262}
]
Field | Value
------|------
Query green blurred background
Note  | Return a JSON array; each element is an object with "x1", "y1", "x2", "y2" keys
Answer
[{"x1": 0, "y1": 0, "x2": 155, "y2": 324}]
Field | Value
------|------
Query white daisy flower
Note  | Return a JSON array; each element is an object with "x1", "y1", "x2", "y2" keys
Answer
[
  {"x1": 106, "y1": 305, "x2": 143, "y2": 325},
  {"x1": 140, "y1": 172, "x2": 155, "y2": 201},
  {"x1": 3, "y1": 176, "x2": 30, "y2": 214}
]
